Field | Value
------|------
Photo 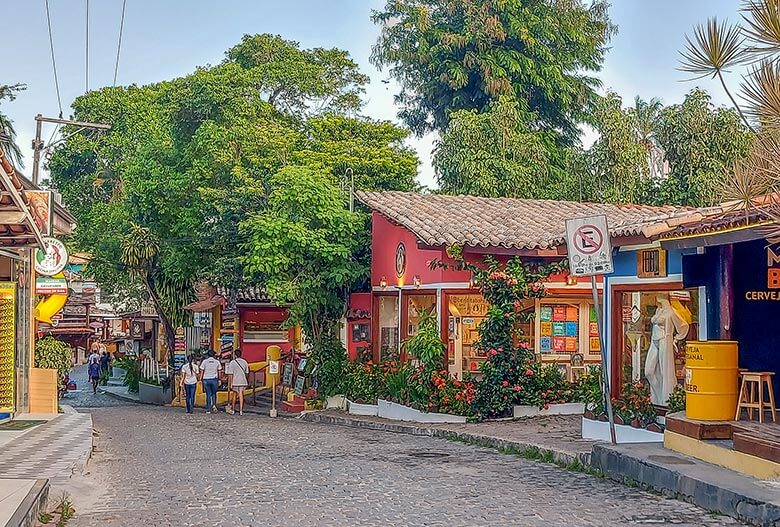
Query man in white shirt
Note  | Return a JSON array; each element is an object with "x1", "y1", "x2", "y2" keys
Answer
[
  {"x1": 199, "y1": 350, "x2": 222, "y2": 414},
  {"x1": 226, "y1": 349, "x2": 250, "y2": 416}
]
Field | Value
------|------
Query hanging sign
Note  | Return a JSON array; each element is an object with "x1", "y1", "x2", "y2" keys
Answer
[
  {"x1": 35, "y1": 276, "x2": 68, "y2": 295},
  {"x1": 565, "y1": 215, "x2": 613, "y2": 277},
  {"x1": 34, "y1": 237, "x2": 69, "y2": 276},
  {"x1": 268, "y1": 360, "x2": 279, "y2": 375}
]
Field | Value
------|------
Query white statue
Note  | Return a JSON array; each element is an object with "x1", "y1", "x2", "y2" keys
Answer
[{"x1": 644, "y1": 296, "x2": 689, "y2": 406}]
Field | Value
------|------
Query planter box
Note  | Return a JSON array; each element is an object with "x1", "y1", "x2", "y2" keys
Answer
[
  {"x1": 347, "y1": 400, "x2": 378, "y2": 416},
  {"x1": 138, "y1": 381, "x2": 173, "y2": 405},
  {"x1": 581, "y1": 417, "x2": 663, "y2": 443},
  {"x1": 377, "y1": 399, "x2": 467, "y2": 424},
  {"x1": 513, "y1": 402, "x2": 584, "y2": 419},
  {"x1": 325, "y1": 395, "x2": 347, "y2": 410}
]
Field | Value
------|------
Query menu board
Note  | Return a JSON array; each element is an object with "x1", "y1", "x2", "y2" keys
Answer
[{"x1": 0, "y1": 283, "x2": 16, "y2": 413}]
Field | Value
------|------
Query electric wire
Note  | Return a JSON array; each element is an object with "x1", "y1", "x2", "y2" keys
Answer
[
  {"x1": 85, "y1": 0, "x2": 89, "y2": 93},
  {"x1": 113, "y1": 0, "x2": 127, "y2": 86},
  {"x1": 44, "y1": 0, "x2": 63, "y2": 118}
]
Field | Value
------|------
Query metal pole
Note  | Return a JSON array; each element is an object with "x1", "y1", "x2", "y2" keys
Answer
[
  {"x1": 591, "y1": 275, "x2": 616, "y2": 444},
  {"x1": 31, "y1": 116, "x2": 43, "y2": 186},
  {"x1": 270, "y1": 375, "x2": 277, "y2": 418}
]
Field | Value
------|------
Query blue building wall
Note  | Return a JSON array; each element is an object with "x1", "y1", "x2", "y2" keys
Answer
[{"x1": 602, "y1": 247, "x2": 700, "y2": 383}]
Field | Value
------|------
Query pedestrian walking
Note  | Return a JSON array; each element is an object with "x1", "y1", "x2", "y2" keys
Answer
[
  {"x1": 99, "y1": 350, "x2": 110, "y2": 374},
  {"x1": 199, "y1": 350, "x2": 222, "y2": 414},
  {"x1": 88, "y1": 357, "x2": 101, "y2": 395},
  {"x1": 179, "y1": 354, "x2": 199, "y2": 414},
  {"x1": 226, "y1": 349, "x2": 249, "y2": 416},
  {"x1": 88, "y1": 341, "x2": 100, "y2": 365}
]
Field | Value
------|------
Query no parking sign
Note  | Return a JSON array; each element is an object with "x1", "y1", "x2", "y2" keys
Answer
[{"x1": 565, "y1": 215, "x2": 614, "y2": 277}]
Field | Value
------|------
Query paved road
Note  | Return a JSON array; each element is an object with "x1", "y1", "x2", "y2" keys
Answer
[
  {"x1": 62, "y1": 364, "x2": 137, "y2": 408},
  {"x1": 67, "y1": 406, "x2": 743, "y2": 527}
]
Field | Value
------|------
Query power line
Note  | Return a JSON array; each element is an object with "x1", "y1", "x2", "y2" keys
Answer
[
  {"x1": 44, "y1": 0, "x2": 63, "y2": 118},
  {"x1": 85, "y1": 0, "x2": 89, "y2": 93},
  {"x1": 113, "y1": 0, "x2": 127, "y2": 86}
]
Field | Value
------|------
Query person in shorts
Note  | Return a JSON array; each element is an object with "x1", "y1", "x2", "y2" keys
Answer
[{"x1": 226, "y1": 348, "x2": 250, "y2": 416}]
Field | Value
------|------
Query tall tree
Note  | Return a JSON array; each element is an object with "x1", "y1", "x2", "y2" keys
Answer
[
  {"x1": 371, "y1": 0, "x2": 614, "y2": 143},
  {"x1": 0, "y1": 83, "x2": 26, "y2": 169},
  {"x1": 49, "y1": 35, "x2": 418, "y2": 354}
]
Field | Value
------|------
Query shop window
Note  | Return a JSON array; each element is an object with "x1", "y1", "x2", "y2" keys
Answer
[
  {"x1": 618, "y1": 289, "x2": 698, "y2": 406},
  {"x1": 536, "y1": 299, "x2": 599, "y2": 381},
  {"x1": 406, "y1": 295, "x2": 436, "y2": 337},
  {"x1": 378, "y1": 296, "x2": 399, "y2": 361},
  {"x1": 243, "y1": 320, "x2": 287, "y2": 343}
]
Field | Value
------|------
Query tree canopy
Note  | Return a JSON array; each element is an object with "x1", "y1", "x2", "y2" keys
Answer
[
  {"x1": 49, "y1": 34, "x2": 418, "y2": 352},
  {"x1": 0, "y1": 83, "x2": 26, "y2": 169},
  {"x1": 371, "y1": 0, "x2": 614, "y2": 143}
]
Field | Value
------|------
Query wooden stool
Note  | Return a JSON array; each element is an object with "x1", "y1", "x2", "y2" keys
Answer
[{"x1": 735, "y1": 372, "x2": 777, "y2": 423}]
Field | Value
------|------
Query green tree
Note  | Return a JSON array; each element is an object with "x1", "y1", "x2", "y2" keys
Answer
[
  {"x1": 0, "y1": 83, "x2": 26, "y2": 168},
  {"x1": 49, "y1": 35, "x2": 418, "y2": 354},
  {"x1": 241, "y1": 167, "x2": 366, "y2": 393},
  {"x1": 652, "y1": 89, "x2": 752, "y2": 206},
  {"x1": 371, "y1": 0, "x2": 614, "y2": 142}
]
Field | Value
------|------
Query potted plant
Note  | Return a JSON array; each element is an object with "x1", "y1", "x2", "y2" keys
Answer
[{"x1": 138, "y1": 375, "x2": 173, "y2": 405}]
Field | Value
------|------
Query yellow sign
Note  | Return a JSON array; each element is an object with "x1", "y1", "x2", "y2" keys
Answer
[
  {"x1": 449, "y1": 294, "x2": 489, "y2": 317},
  {"x1": 0, "y1": 282, "x2": 16, "y2": 413}
]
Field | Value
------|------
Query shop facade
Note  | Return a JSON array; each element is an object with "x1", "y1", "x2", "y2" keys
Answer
[{"x1": 354, "y1": 191, "x2": 684, "y2": 383}]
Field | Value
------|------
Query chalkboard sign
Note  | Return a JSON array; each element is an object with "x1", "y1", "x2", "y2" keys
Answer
[
  {"x1": 282, "y1": 363, "x2": 294, "y2": 386},
  {"x1": 294, "y1": 375, "x2": 305, "y2": 395}
]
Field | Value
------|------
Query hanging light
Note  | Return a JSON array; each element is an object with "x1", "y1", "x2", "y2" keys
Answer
[
  {"x1": 566, "y1": 274, "x2": 578, "y2": 286},
  {"x1": 413, "y1": 275, "x2": 421, "y2": 288},
  {"x1": 379, "y1": 276, "x2": 387, "y2": 288}
]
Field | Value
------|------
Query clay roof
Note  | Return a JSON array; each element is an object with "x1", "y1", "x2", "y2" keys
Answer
[{"x1": 356, "y1": 191, "x2": 689, "y2": 250}]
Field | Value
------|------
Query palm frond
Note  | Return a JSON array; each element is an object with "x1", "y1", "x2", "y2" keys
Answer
[
  {"x1": 679, "y1": 18, "x2": 747, "y2": 79},
  {"x1": 741, "y1": 59, "x2": 780, "y2": 127},
  {"x1": 741, "y1": 0, "x2": 780, "y2": 55},
  {"x1": 0, "y1": 113, "x2": 24, "y2": 169}
]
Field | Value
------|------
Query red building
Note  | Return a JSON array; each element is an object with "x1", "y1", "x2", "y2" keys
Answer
[{"x1": 352, "y1": 191, "x2": 681, "y2": 381}]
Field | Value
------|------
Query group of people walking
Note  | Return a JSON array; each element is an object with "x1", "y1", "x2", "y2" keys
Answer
[
  {"x1": 87, "y1": 341, "x2": 111, "y2": 395},
  {"x1": 179, "y1": 348, "x2": 250, "y2": 415}
]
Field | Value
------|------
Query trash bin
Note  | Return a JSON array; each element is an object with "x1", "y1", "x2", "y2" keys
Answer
[{"x1": 684, "y1": 341, "x2": 739, "y2": 421}]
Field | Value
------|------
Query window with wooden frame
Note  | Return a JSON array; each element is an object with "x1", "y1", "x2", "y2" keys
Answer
[{"x1": 637, "y1": 248, "x2": 667, "y2": 278}]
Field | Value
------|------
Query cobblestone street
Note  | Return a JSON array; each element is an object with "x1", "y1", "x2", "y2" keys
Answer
[
  {"x1": 61, "y1": 365, "x2": 138, "y2": 408},
  {"x1": 68, "y1": 406, "x2": 744, "y2": 527}
]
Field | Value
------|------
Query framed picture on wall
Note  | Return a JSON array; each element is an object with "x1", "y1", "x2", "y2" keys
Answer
[{"x1": 352, "y1": 323, "x2": 370, "y2": 342}]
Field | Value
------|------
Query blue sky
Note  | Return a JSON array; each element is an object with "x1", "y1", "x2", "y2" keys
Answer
[{"x1": 3, "y1": 0, "x2": 743, "y2": 187}]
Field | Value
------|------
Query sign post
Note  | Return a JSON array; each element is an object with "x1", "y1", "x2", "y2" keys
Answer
[
  {"x1": 268, "y1": 360, "x2": 279, "y2": 418},
  {"x1": 565, "y1": 215, "x2": 617, "y2": 444}
]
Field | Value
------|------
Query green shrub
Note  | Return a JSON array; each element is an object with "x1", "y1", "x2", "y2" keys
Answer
[
  {"x1": 115, "y1": 356, "x2": 141, "y2": 393},
  {"x1": 666, "y1": 384, "x2": 686, "y2": 413},
  {"x1": 34, "y1": 337, "x2": 72, "y2": 394}
]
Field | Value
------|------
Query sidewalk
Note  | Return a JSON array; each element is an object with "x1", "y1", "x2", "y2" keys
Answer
[
  {"x1": 302, "y1": 410, "x2": 780, "y2": 526},
  {"x1": 0, "y1": 407, "x2": 93, "y2": 527}
]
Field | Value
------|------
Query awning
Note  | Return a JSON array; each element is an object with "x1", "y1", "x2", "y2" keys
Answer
[{"x1": 184, "y1": 295, "x2": 227, "y2": 312}]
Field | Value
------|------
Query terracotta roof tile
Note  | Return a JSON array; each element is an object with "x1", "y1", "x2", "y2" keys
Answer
[{"x1": 356, "y1": 191, "x2": 689, "y2": 250}]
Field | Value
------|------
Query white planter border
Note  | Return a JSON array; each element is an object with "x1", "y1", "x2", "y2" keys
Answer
[
  {"x1": 347, "y1": 400, "x2": 378, "y2": 416},
  {"x1": 513, "y1": 402, "x2": 584, "y2": 419},
  {"x1": 581, "y1": 416, "x2": 663, "y2": 443},
  {"x1": 377, "y1": 399, "x2": 467, "y2": 424},
  {"x1": 325, "y1": 395, "x2": 347, "y2": 410}
]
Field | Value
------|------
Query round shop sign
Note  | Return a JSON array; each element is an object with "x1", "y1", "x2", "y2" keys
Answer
[
  {"x1": 395, "y1": 242, "x2": 406, "y2": 278},
  {"x1": 34, "y1": 237, "x2": 69, "y2": 276}
]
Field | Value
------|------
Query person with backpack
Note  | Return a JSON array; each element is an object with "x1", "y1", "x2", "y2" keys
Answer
[
  {"x1": 179, "y1": 354, "x2": 200, "y2": 414},
  {"x1": 226, "y1": 348, "x2": 250, "y2": 416},
  {"x1": 88, "y1": 357, "x2": 101, "y2": 395},
  {"x1": 199, "y1": 350, "x2": 222, "y2": 414}
]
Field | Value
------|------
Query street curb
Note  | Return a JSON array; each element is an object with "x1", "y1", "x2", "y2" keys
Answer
[
  {"x1": 300, "y1": 412, "x2": 591, "y2": 468},
  {"x1": 7, "y1": 479, "x2": 49, "y2": 527},
  {"x1": 592, "y1": 444, "x2": 780, "y2": 527},
  {"x1": 98, "y1": 388, "x2": 142, "y2": 405}
]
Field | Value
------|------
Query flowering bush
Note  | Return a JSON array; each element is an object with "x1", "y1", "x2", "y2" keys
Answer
[
  {"x1": 516, "y1": 362, "x2": 575, "y2": 409},
  {"x1": 612, "y1": 379, "x2": 656, "y2": 427},
  {"x1": 428, "y1": 369, "x2": 476, "y2": 415},
  {"x1": 666, "y1": 384, "x2": 686, "y2": 413},
  {"x1": 435, "y1": 250, "x2": 565, "y2": 419},
  {"x1": 343, "y1": 360, "x2": 385, "y2": 404}
]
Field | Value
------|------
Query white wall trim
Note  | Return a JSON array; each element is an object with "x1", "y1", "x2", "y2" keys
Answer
[{"x1": 607, "y1": 274, "x2": 683, "y2": 286}]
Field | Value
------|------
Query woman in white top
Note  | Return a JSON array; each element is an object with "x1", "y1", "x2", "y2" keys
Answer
[
  {"x1": 179, "y1": 355, "x2": 200, "y2": 414},
  {"x1": 226, "y1": 348, "x2": 250, "y2": 415}
]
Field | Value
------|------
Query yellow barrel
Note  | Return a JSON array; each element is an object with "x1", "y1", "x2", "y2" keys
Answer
[
  {"x1": 684, "y1": 341, "x2": 739, "y2": 421},
  {"x1": 266, "y1": 345, "x2": 282, "y2": 385}
]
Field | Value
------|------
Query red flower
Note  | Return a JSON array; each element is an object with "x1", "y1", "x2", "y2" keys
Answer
[
  {"x1": 502, "y1": 380, "x2": 509, "y2": 387},
  {"x1": 513, "y1": 385, "x2": 521, "y2": 392},
  {"x1": 525, "y1": 369, "x2": 534, "y2": 376}
]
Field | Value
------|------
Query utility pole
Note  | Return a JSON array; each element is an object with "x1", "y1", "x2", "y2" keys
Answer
[{"x1": 31, "y1": 114, "x2": 110, "y2": 186}]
